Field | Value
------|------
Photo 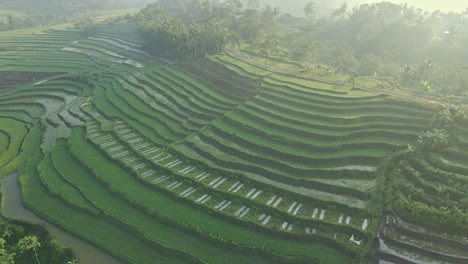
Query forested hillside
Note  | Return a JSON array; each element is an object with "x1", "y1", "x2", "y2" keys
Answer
[
  {"x1": 134, "y1": 1, "x2": 468, "y2": 99},
  {"x1": 0, "y1": 0, "x2": 152, "y2": 31}
]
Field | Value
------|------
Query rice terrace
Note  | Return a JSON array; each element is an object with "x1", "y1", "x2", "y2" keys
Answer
[{"x1": 0, "y1": 0, "x2": 467, "y2": 263}]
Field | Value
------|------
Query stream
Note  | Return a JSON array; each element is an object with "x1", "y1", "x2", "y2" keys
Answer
[{"x1": 1, "y1": 173, "x2": 124, "y2": 264}]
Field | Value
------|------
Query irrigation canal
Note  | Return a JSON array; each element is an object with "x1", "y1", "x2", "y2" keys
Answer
[{"x1": 1, "y1": 173, "x2": 124, "y2": 264}]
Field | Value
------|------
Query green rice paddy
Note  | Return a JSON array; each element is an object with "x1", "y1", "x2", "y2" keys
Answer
[{"x1": 1, "y1": 18, "x2": 466, "y2": 264}]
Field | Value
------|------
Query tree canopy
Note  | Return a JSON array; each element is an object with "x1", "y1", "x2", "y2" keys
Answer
[
  {"x1": 135, "y1": 3, "x2": 227, "y2": 60},
  {"x1": 245, "y1": 1, "x2": 468, "y2": 99},
  {"x1": 0, "y1": 222, "x2": 74, "y2": 264}
]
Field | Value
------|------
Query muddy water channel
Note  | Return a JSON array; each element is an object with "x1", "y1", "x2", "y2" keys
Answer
[{"x1": 1, "y1": 173, "x2": 124, "y2": 264}]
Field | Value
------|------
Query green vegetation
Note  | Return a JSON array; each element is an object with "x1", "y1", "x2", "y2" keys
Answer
[
  {"x1": 135, "y1": 4, "x2": 227, "y2": 59},
  {"x1": 0, "y1": 2, "x2": 467, "y2": 263},
  {"x1": 0, "y1": 221, "x2": 75, "y2": 264},
  {"x1": 0, "y1": 0, "x2": 148, "y2": 31},
  {"x1": 243, "y1": 2, "x2": 468, "y2": 100},
  {"x1": 17, "y1": 123, "x2": 183, "y2": 264},
  {"x1": 72, "y1": 126, "x2": 354, "y2": 263},
  {"x1": 0, "y1": 118, "x2": 28, "y2": 177},
  {"x1": 387, "y1": 115, "x2": 468, "y2": 232},
  {"x1": 37, "y1": 155, "x2": 99, "y2": 214}
]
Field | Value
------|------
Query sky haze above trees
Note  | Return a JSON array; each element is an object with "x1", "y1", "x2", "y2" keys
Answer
[{"x1": 258, "y1": 0, "x2": 467, "y2": 16}]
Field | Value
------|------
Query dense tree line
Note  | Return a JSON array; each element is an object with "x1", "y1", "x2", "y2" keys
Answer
[
  {"x1": 0, "y1": 221, "x2": 75, "y2": 264},
  {"x1": 135, "y1": 0, "x2": 287, "y2": 60},
  {"x1": 5, "y1": 0, "x2": 466, "y2": 98},
  {"x1": 73, "y1": 19, "x2": 100, "y2": 37},
  {"x1": 250, "y1": 2, "x2": 468, "y2": 98},
  {"x1": 0, "y1": 14, "x2": 59, "y2": 31},
  {"x1": 136, "y1": 1, "x2": 468, "y2": 98},
  {"x1": 135, "y1": 3, "x2": 228, "y2": 60}
]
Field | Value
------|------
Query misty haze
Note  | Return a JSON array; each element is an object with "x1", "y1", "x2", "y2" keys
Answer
[
  {"x1": 260, "y1": 0, "x2": 467, "y2": 16},
  {"x1": 0, "y1": 1, "x2": 467, "y2": 264}
]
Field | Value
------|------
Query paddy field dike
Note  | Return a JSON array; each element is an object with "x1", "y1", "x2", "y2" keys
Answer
[{"x1": 0, "y1": 19, "x2": 467, "y2": 264}]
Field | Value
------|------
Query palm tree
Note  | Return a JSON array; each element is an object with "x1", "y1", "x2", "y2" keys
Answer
[
  {"x1": 400, "y1": 65, "x2": 414, "y2": 85},
  {"x1": 405, "y1": 144, "x2": 415, "y2": 155},
  {"x1": 304, "y1": 2, "x2": 317, "y2": 18},
  {"x1": 1, "y1": 225, "x2": 12, "y2": 239},
  {"x1": 330, "y1": 3, "x2": 348, "y2": 20},
  {"x1": 419, "y1": 58, "x2": 433, "y2": 81},
  {"x1": 0, "y1": 238, "x2": 15, "y2": 264},
  {"x1": 349, "y1": 69, "x2": 358, "y2": 90},
  {"x1": 17, "y1": 235, "x2": 41, "y2": 264}
]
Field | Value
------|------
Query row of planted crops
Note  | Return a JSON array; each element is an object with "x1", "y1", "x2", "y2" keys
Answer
[
  {"x1": 379, "y1": 122, "x2": 468, "y2": 263},
  {"x1": 1, "y1": 19, "x2": 467, "y2": 264}
]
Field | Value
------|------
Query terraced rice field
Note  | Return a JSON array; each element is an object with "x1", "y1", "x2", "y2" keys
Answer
[
  {"x1": 1, "y1": 19, "x2": 467, "y2": 263},
  {"x1": 378, "y1": 122, "x2": 468, "y2": 263}
]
